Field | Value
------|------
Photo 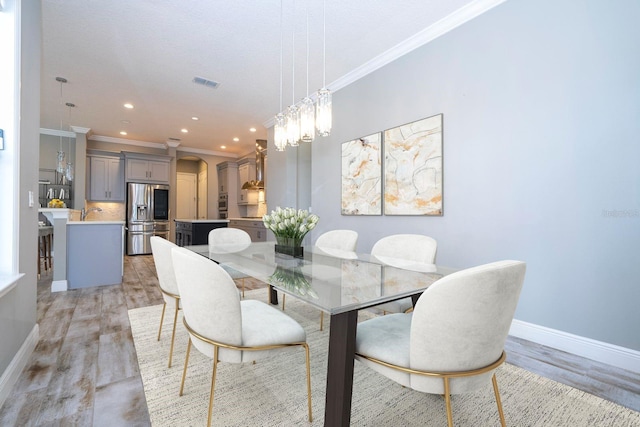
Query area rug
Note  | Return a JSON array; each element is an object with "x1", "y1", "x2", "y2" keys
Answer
[{"x1": 129, "y1": 289, "x2": 640, "y2": 426}]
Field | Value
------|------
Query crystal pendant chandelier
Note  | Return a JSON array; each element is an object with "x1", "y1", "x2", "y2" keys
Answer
[
  {"x1": 286, "y1": 104, "x2": 300, "y2": 146},
  {"x1": 286, "y1": 0, "x2": 300, "y2": 147},
  {"x1": 316, "y1": 88, "x2": 332, "y2": 137},
  {"x1": 274, "y1": 113, "x2": 287, "y2": 151},
  {"x1": 273, "y1": 1, "x2": 287, "y2": 151},
  {"x1": 299, "y1": 3, "x2": 315, "y2": 143},
  {"x1": 316, "y1": 0, "x2": 332, "y2": 137},
  {"x1": 55, "y1": 77, "x2": 67, "y2": 174},
  {"x1": 273, "y1": 0, "x2": 331, "y2": 151},
  {"x1": 65, "y1": 102, "x2": 75, "y2": 181},
  {"x1": 56, "y1": 149, "x2": 66, "y2": 174}
]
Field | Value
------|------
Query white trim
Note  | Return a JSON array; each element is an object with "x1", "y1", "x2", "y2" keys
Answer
[
  {"x1": 509, "y1": 319, "x2": 640, "y2": 373},
  {"x1": 69, "y1": 125, "x2": 91, "y2": 135},
  {"x1": 177, "y1": 145, "x2": 238, "y2": 159},
  {"x1": 0, "y1": 273, "x2": 24, "y2": 299},
  {"x1": 263, "y1": 0, "x2": 507, "y2": 128},
  {"x1": 51, "y1": 279, "x2": 68, "y2": 293},
  {"x1": 89, "y1": 134, "x2": 167, "y2": 149},
  {"x1": 39, "y1": 127, "x2": 75, "y2": 138},
  {"x1": 330, "y1": 0, "x2": 507, "y2": 93},
  {"x1": 0, "y1": 324, "x2": 38, "y2": 408}
]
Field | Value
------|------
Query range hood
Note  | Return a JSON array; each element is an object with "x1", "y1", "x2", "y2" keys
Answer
[{"x1": 256, "y1": 139, "x2": 267, "y2": 185}]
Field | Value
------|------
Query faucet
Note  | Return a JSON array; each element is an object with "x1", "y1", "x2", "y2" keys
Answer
[{"x1": 81, "y1": 207, "x2": 103, "y2": 221}]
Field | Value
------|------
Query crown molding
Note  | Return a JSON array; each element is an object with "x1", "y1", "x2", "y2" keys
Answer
[
  {"x1": 165, "y1": 140, "x2": 181, "y2": 148},
  {"x1": 40, "y1": 128, "x2": 75, "y2": 138},
  {"x1": 262, "y1": 0, "x2": 507, "y2": 128},
  {"x1": 177, "y1": 145, "x2": 238, "y2": 159},
  {"x1": 330, "y1": 0, "x2": 507, "y2": 93},
  {"x1": 70, "y1": 126, "x2": 92, "y2": 136},
  {"x1": 88, "y1": 134, "x2": 166, "y2": 149}
]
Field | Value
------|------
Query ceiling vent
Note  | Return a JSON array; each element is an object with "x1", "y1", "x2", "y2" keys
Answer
[{"x1": 192, "y1": 76, "x2": 220, "y2": 89}]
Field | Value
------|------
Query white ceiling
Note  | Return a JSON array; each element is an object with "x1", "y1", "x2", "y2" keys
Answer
[{"x1": 40, "y1": 0, "x2": 498, "y2": 157}]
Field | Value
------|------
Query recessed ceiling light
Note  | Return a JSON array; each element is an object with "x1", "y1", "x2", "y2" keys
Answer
[
  {"x1": 191, "y1": 116, "x2": 199, "y2": 121},
  {"x1": 124, "y1": 103, "x2": 134, "y2": 109},
  {"x1": 249, "y1": 127, "x2": 256, "y2": 132},
  {"x1": 221, "y1": 145, "x2": 226, "y2": 149},
  {"x1": 181, "y1": 129, "x2": 188, "y2": 133},
  {"x1": 120, "y1": 131, "x2": 127, "y2": 136},
  {"x1": 233, "y1": 137, "x2": 239, "y2": 142}
]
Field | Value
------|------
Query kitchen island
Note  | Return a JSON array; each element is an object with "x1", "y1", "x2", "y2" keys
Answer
[
  {"x1": 67, "y1": 221, "x2": 125, "y2": 289},
  {"x1": 174, "y1": 219, "x2": 229, "y2": 246}
]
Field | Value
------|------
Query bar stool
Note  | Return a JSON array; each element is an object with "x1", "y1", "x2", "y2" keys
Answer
[{"x1": 38, "y1": 226, "x2": 53, "y2": 278}]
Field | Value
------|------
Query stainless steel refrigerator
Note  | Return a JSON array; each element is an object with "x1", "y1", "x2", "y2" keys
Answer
[{"x1": 126, "y1": 182, "x2": 170, "y2": 255}]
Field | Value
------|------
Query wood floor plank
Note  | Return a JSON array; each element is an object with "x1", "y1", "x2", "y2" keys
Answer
[
  {"x1": 12, "y1": 337, "x2": 63, "y2": 394},
  {"x1": 93, "y1": 376, "x2": 150, "y2": 427},
  {"x1": 96, "y1": 329, "x2": 139, "y2": 387}
]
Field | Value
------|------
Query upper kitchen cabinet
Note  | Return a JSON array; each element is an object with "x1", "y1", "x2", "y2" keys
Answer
[
  {"x1": 216, "y1": 161, "x2": 238, "y2": 194},
  {"x1": 87, "y1": 153, "x2": 125, "y2": 201},
  {"x1": 124, "y1": 152, "x2": 171, "y2": 183},
  {"x1": 238, "y1": 158, "x2": 256, "y2": 189}
]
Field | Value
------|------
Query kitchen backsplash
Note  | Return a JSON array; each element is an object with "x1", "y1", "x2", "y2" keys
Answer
[{"x1": 85, "y1": 201, "x2": 126, "y2": 221}]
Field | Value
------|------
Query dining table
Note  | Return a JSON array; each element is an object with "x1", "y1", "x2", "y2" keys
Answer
[{"x1": 185, "y1": 241, "x2": 457, "y2": 426}]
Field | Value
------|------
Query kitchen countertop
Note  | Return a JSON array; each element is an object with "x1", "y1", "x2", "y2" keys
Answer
[
  {"x1": 174, "y1": 219, "x2": 230, "y2": 223},
  {"x1": 228, "y1": 217, "x2": 264, "y2": 221}
]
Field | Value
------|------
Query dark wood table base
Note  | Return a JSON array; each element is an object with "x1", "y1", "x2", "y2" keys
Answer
[{"x1": 324, "y1": 311, "x2": 359, "y2": 426}]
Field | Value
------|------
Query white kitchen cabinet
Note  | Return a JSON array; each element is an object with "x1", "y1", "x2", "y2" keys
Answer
[
  {"x1": 217, "y1": 161, "x2": 239, "y2": 194},
  {"x1": 238, "y1": 161, "x2": 255, "y2": 186},
  {"x1": 88, "y1": 156, "x2": 124, "y2": 201},
  {"x1": 126, "y1": 158, "x2": 170, "y2": 183},
  {"x1": 218, "y1": 163, "x2": 229, "y2": 193}
]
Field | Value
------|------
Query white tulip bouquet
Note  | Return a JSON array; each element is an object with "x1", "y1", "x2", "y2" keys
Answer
[{"x1": 262, "y1": 207, "x2": 319, "y2": 248}]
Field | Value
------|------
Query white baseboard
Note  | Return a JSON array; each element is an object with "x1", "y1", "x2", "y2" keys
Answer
[
  {"x1": 51, "y1": 279, "x2": 67, "y2": 292},
  {"x1": 509, "y1": 319, "x2": 640, "y2": 373},
  {"x1": 0, "y1": 324, "x2": 39, "y2": 408}
]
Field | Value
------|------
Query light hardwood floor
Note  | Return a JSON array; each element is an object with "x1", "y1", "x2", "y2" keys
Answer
[{"x1": 0, "y1": 255, "x2": 638, "y2": 425}]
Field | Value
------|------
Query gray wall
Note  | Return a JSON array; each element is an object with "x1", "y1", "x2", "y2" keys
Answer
[
  {"x1": 0, "y1": 0, "x2": 40, "y2": 376},
  {"x1": 268, "y1": 0, "x2": 640, "y2": 351}
]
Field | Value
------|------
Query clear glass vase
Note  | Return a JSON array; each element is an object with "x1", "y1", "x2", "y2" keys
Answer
[{"x1": 274, "y1": 235, "x2": 304, "y2": 258}]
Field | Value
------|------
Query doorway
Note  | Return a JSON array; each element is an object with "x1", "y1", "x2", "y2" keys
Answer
[
  {"x1": 176, "y1": 172, "x2": 197, "y2": 219},
  {"x1": 176, "y1": 157, "x2": 208, "y2": 220}
]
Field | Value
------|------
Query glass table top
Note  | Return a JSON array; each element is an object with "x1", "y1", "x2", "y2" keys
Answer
[{"x1": 185, "y1": 242, "x2": 457, "y2": 315}]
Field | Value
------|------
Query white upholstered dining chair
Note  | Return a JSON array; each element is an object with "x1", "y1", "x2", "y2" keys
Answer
[
  {"x1": 355, "y1": 260, "x2": 526, "y2": 427},
  {"x1": 371, "y1": 234, "x2": 437, "y2": 314},
  {"x1": 171, "y1": 247, "x2": 312, "y2": 427},
  {"x1": 208, "y1": 227, "x2": 252, "y2": 297},
  {"x1": 149, "y1": 236, "x2": 181, "y2": 368}
]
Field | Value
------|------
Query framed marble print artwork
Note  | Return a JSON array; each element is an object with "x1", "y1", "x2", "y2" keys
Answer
[
  {"x1": 383, "y1": 114, "x2": 443, "y2": 215},
  {"x1": 341, "y1": 132, "x2": 382, "y2": 215}
]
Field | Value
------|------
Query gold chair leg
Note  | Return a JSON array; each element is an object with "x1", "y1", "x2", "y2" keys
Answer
[
  {"x1": 241, "y1": 278, "x2": 245, "y2": 298},
  {"x1": 303, "y1": 343, "x2": 313, "y2": 422},
  {"x1": 207, "y1": 346, "x2": 219, "y2": 427},
  {"x1": 319, "y1": 312, "x2": 324, "y2": 331},
  {"x1": 168, "y1": 302, "x2": 179, "y2": 368},
  {"x1": 157, "y1": 302, "x2": 167, "y2": 341},
  {"x1": 492, "y1": 373, "x2": 506, "y2": 427},
  {"x1": 179, "y1": 339, "x2": 192, "y2": 396},
  {"x1": 443, "y1": 378, "x2": 453, "y2": 427},
  {"x1": 282, "y1": 294, "x2": 286, "y2": 311}
]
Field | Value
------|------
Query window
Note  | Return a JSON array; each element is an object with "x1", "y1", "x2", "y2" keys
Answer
[{"x1": 0, "y1": 0, "x2": 19, "y2": 278}]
